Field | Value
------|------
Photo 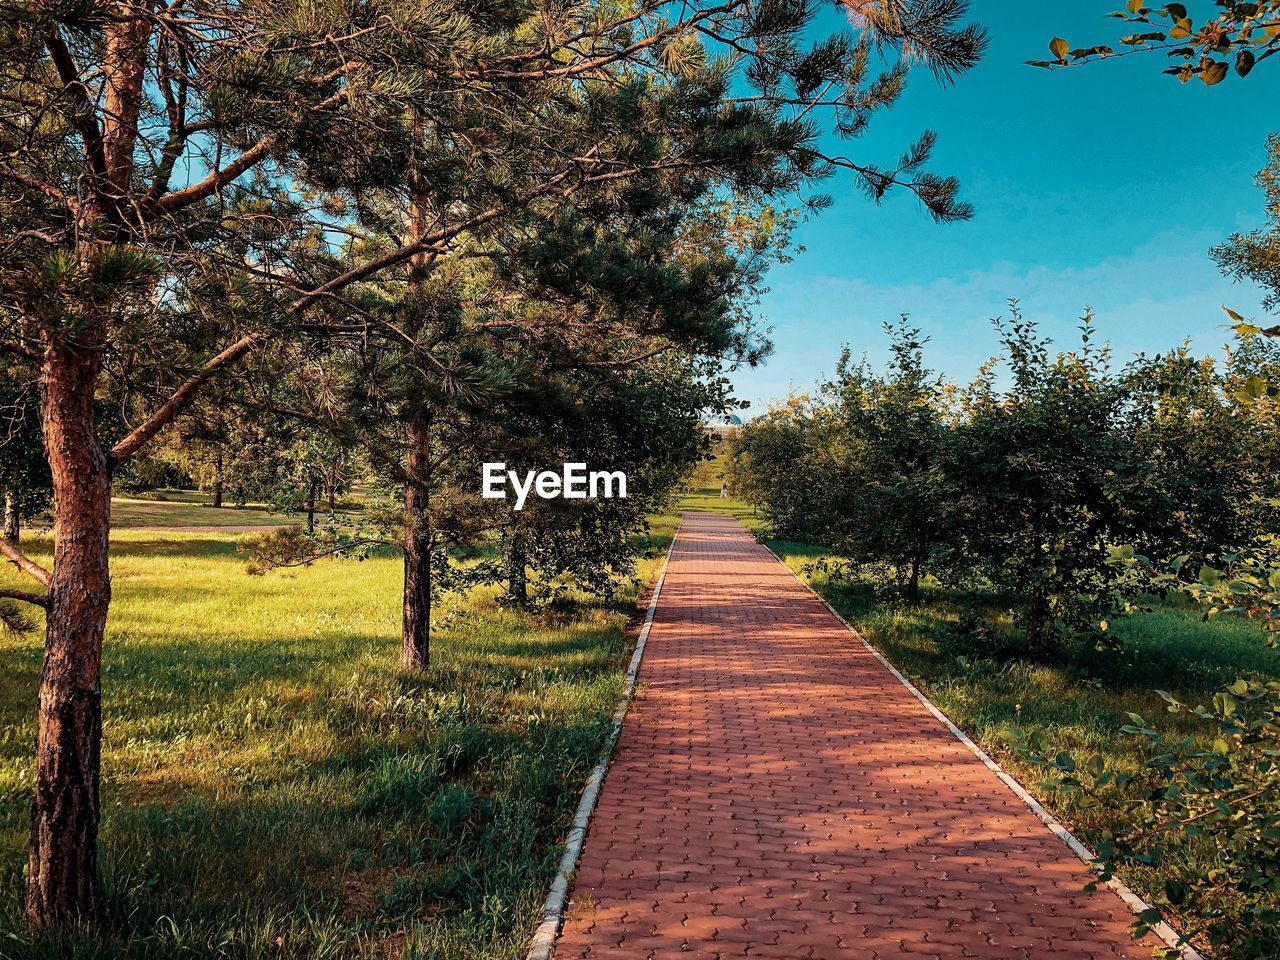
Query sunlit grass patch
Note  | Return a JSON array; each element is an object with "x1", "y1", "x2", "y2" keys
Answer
[{"x1": 0, "y1": 531, "x2": 659, "y2": 959}]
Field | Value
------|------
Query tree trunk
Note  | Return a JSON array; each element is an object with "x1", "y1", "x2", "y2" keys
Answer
[
  {"x1": 399, "y1": 120, "x2": 435, "y2": 673},
  {"x1": 907, "y1": 557, "x2": 920, "y2": 604},
  {"x1": 211, "y1": 446, "x2": 223, "y2": 508},
  {"x1": 306, "y1": 477, "x2": 317, "y2": 534},
  {"x1": 401, "y1": 422, "x2": 431, "y2": 671},
  {"x1": 28, "y1": 343, "x2": 111, "y2": 929},
  {"x1": 1025, "y1": 589, "x2": 1050, "y2": 648},
  {"x1": 507, "y1": 529, "x2": 528, "y2": 606},
  {"x1": 3, "y1": 490, "x2": 19, "y2": 543}
]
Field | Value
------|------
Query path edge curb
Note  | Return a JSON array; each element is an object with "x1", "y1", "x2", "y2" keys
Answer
[
  {"x1": 524, "y1": 523, "x2": 680, "y2": 960},
  {"x1": 761, "y1": 538, "x2": 1204, "y2": 960}
]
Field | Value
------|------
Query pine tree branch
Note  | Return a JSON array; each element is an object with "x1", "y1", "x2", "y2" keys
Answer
[
  {"x1": 110, "y1": 332, "x2": 262, "y2": 463},
  {"x1": 0, "y1": 588, "x2": 49, "y2": 609},
  {"x1": 461, "y1": 0, "x2": 749, "y2": 82},
  {"x1": 149, "y1": 87, "x2": 350, "y2": 217},
  {"x1": 0, "y1": 162, "x2": 80, "y2": 214},
  {"x1": 0, "y1": 536, "x2": 52, "y2": 587},
  {"x1": 45, "y1": 30, "x2": 109, "y2": 186},
  {"x1": 0, "y1": 339, "x2": 41, "y2": 362},
  {"x1": 111, "y1": 151, "x2": 721, "y2": 467}
]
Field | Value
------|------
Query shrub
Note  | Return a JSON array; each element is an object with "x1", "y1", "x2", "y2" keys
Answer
[{"x1": 1012, "y1": 679, "x2": 1280, "y2": 958}]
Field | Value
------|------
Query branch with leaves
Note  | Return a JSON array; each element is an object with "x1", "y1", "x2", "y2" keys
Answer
[
  {"x1": 1012, "y1": 679, "x2": 1280, "y2": 958},
  {"x1": 1031, "y1": 1, "x2": 1280, "y2": 84}
]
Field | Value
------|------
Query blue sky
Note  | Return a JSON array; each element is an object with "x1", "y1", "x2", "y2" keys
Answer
[{"x1": 731, "y1": 0, "x2": 1274, "y2": 415}]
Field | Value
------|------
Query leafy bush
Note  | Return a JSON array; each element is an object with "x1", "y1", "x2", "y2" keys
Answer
[
  {"x1": 1012, "y1": 679, "x2": 1280, "y2": 958},
  {"x1": 729, "y1": 319, "x2": 952, "y2": 599}
]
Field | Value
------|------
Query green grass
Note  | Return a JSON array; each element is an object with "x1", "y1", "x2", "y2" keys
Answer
[
  {"x1": 761, "y1": 541, "x2": 1280, "y2": 942},
  {"x1": 109, "y1": 493, "x2": 299, "y2": 529},
  {"x1": 37, "y1": 487, "x2": 363, "y2": 531},
  {"x1": 0, "y1": 530, "x2": 669, "y2": 959}
]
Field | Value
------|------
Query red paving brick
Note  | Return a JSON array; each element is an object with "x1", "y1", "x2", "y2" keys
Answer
[{"x1": 554, "y1": 512, "x2": 1164, "y2": 959}]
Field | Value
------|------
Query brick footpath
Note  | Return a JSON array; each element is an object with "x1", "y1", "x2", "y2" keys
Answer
[{"x1": 553, "y1": 512, "x2": 1163, "y2": 959}]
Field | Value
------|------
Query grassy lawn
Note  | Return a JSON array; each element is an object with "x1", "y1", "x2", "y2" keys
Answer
[
  {"x1": 36, "y1": 488, "x2": 365, "y2": 531},
  {"x1": 109, "y1": 493, "x2": 299, "y2": 529},
  {"x1": 0, "y1": 528, "x2": 670, "y2": 959}
]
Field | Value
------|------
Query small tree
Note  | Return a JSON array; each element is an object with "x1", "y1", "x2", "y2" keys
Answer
[
  {"x1": 494, "y1": 355, "x2": 726, "y2": 605},
  {"x1": 1126, "y1": 341, "x2": 1280, "y2": 570},
  {"x1": 947, "y1": 305, "x2": 1149, "y2": 649},
  {"x1": 726, "y1": 397, "x2": 848, "y2": 541},
  {"x1": 822, "y1": 319, "x2": 951, "y2": 601}
]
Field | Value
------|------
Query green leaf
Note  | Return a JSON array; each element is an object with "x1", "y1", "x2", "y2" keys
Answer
[{"x1": 1237, "y1": 49, "x2": 1256, "y2": 77}]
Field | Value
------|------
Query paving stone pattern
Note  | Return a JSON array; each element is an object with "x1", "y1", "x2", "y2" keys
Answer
[{"x1": 554, "y1": 512, "x2": 1163, "y2": 959}]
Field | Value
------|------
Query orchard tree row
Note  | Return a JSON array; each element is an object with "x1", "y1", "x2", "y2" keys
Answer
[
  {"x1": 727, "y1": 314, "x2": 1280, "y2": 953},
  {"x1": 729, "y1": 309, "x2": 1280, "y2": 645}
]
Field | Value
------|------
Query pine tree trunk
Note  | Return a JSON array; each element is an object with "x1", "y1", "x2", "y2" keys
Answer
[
  {"x1": 28, "y1": 343, "x2": 111, "y2": 930},
  {"x1": 907, "y1": 557, "x2": 920, "y2": 604},
  {"x1": 507, "y1": 529, "x2": 528, "y2": 606},
  {"x1": 3, "y1": 490, "x2": 19, "y2": 543},
  {"x1": 211, "y1": 447, "x2": 223, "y2": 508},
  {"x1": 306, "y1": 478, "x2": 317, "y2": 534},
  {"x1": 400, "y1": 121, "x2": 435, "y2": 673},
  {"x1": 401, "y1": 422, "x2": 431, "y2": 671}
]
